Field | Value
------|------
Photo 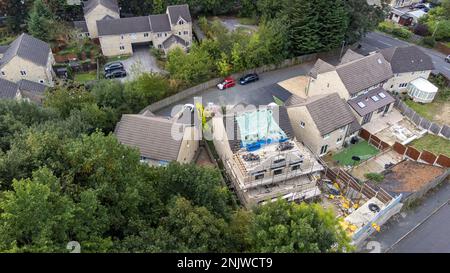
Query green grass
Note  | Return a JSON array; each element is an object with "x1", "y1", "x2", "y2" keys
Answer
[
  {"x1": 74, "y1": 71, "x2": 97, "y2": 83},
  {"x1": 0, "y1": 35, "x2": 16, "y2": 46},
  {"x1": 332, "y1": 141, "x2": 380, "y2": 166},
  {"x1": 106, "y1": 54, "x2": 131, "y2": 63},
  {"x1": 273, "y1": 96, "x2": 284, "y2": 106},
  {"x1": 404, "y1": 99, "x2": 435, "y2": 121},
  {"x1": 238, "y1": 17, "x2": 257, "y2": 26},
  {"x1": 411, "y1": 134, "x2": 450, "y2": 157}
]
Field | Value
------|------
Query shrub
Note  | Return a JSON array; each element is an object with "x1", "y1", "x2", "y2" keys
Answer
[
  {"x1": 422, "y1": 36, "x2": 436, "y2": 47},
  {"x1": 413, "y1": 23, "x2": 430, "y2": 36},
  {"x1": 378, "y1": 21, "x2": 395, "y2": 33},
  {"x1": 364, "y1": 173, "x2": 384, "y2": 182},
  {"x1": 392, "y1": 27, "x2": 412, "y2": 40}
]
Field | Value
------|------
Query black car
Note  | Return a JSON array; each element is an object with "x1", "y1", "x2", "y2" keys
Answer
[
  {"x1": 239, "y1": 73, "x2": 259, "y2": 85},
  {"x1": 104, "y1": 62, "x2": 124, "y2": 73},
  {"x1": 105, "y1": 69, "x2": 127, "y2": 79}
]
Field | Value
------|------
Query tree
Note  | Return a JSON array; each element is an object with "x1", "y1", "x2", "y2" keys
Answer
[
  {"x1": 27, "y1": 0, "x2": 55, "y2": 42},
  {"x1": 284, "y1": 0, "x2": 321, "y2": 55},
  {"x1": 316, "y1": 0, "x2": 349, "y2": 51},
  {"x1": 0, "y1": 168, "x2": 74, "y2": 252},
  {"x1": 248, "y1": 200, "x2": 351, "y2": 253},
  {"x1": 344, "y1": 0, "x2": 388, "y2": 44},
  {"x1": 1, "y1": 0, "x2": 32, "y2": 33}
]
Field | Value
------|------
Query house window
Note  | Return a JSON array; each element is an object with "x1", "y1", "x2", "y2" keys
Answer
[
  {"x1": 323, "y1": 134, "x2": 330, "y2": 139},
  {"x1": 179, "y1": 31, "x2": 182, "y2": 35},
  {"x1": 273, "y1": 169, "x2": 283, "y2": 176},
  {"x1": 399, "y1": 83, "x2": 408, "y2": 88},
  {"x1": 336, "y1": 136, "x2": 343, "y2": 143},
  {"x1": 165, "y1": 33, "x2": 168, "y2": 37},
  {"x1": 39, "y1": 79, "x2": 45, "y2": 84},
  {"x1": 377, "y1": 107, "x2": 384, "y2": 113},
  {"x1": 184, "y1": 31, "x2": 188, "y2": 35},
  {"x1": 158, "y1": 44, "x2": 162, "y2": 49},
  {"x1": 255, "y1": 173, "x2": 264, "y2": 180},
  {"x1": 20, "y1": 70, "x2": 27, "y2": 76},
  {"x1": 157, "y1": 33, "x2": 162, "y2": 38},
  {"x1": 300, "y1": 121, "x2": 305, "y2": 128},
  {"x1": 121, "y1": 35, "x2": 124, "y2": 40},
  {"x1": 320, "y1": 145, "x2": 328, "y2": 155},
  {"x1": 0, "y1": 71, "x2": 4, "y2": 76},
  {"x1": 119, "y1": 45, "x2": 125, "y2": 51},
  {"x1": 291, "y1": 165, "x2": 301, "y2": 171},
  {"x1": 144, "y1": 33, "x2": 149, "y2": 37},
  {"x1": 178, "y1": 19, "x2": 185, "y2": 25}
]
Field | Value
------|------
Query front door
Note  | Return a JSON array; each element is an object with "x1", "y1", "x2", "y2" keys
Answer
[
  {"x1": 383, "y1": 103, "x2": 391, "y2": 115},
  {"x1": 362, "y1": 112, "x2": 373, "y2": 125}
]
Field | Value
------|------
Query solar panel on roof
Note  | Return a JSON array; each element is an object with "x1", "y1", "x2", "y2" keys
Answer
[{"x1": 358, "y1": 102, "x2": 366, "y2": 108}]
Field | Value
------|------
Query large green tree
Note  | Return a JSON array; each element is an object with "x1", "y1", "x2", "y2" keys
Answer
[
  {"x1": 248, "y1": 200, "x2": 352, "y2": 253},
  {"x1": 27, "y1": 0, "x2": 55, "y2": 42}
]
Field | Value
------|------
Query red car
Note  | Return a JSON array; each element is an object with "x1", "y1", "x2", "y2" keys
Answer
[{"x1": 217, "y1": 77, "x2": 236, "y2": 90}]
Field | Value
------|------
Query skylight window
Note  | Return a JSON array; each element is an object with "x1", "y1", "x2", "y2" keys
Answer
[
  {"x1": 358, "y1": 102, "x2": 366, "y2": 108},
  {"x1": 378, "y1": 92, "x2": 386, "y2": 98},
  {"x1": 371, "y1": 96, "x2": 379, "y2": 102},
  {"x1": 377, "y1": 59, "x2": 382, "y2": 64}
]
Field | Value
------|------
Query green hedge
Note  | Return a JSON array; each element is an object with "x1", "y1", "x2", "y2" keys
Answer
[{"x1": 378, "y1": 21, "x2": 412, "y2": 40}]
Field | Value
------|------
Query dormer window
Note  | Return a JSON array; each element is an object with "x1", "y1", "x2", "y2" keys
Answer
[{"x1": 178, "y1": 18, "x2": 185, "y2": 25}]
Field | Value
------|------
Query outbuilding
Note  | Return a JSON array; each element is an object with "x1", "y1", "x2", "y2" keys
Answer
[{"x1": 407, "y1": 77, "x2": 439, "y2": 103}]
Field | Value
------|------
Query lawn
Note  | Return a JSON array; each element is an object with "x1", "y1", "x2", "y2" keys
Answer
[
  {"x1": 411, "y1": 134, "x2": 450, "y2": 157},
  {"x1": 238, "y1": 17, "x2": 258, "y2": 26},
  {"x1": 106, "y1": 54, "x2": 131, "y2": 63},
  {"x1": 74, "y1": 71, "x2": 97, "y2": 83},
  {"x1": 332, "y1": 141, "x2": 380, "y2": 166}
]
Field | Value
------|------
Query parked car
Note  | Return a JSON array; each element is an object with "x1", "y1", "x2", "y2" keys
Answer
[
  {"x1": 105, "y1": 69, "x2": 127, "y2": 79},
  {"x1": 445, "y1": 55, "x2": 450, "y2": 63},
  {"x1": 217, "y1": 77, "x2": 236, "y2": 90},
  {"x1": 410, "y1": 3, "x2": 426, "y2": 9},
  {"x1": 104, "y1": 61, "x2": 124, "y2": 73},
  {"x1": 239, "y1": 73, "x2": 259, "y2": 85}
]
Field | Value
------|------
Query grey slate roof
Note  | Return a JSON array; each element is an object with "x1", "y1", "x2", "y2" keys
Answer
[
  {"x1": 347, "y1": 87, "x2": 396, "y2": 117},
  {"x1": 284, "y1": 94, "x2": 306, "y2": 106},
  {"x1": 304, "y1": 93, "x2": 357, "y2": 136},
  {"x1": 336, "y1": 53, "x2": 393, "y2": 95},
  {"x1": 380, "y1": 46, "x2": 434, "y2": 74},
  {"x1": 83, "y1": 0, "x2": 119, "y2": 15},
  {"x1": 309, "y1": 59, "x2": 335, "y2": 78},
  {"x1": 340, "y1": 49, "x2": 364, "y2": 65},
  {"x1": 18, "y1": 79, "x2": 47, "y2": 95},
  {"x1": 0, "y1": 78, "x2": 19, "y2": 99},
  {"x1": 149, "y1": 14, "x2": 172, "y2": 33},
  {"x1": 162, "y1": 34, "x2": 188, "y2": 49},
  {"x1": 97, "y1": 16, "x2": 151, "y2": 36},
  {"x1": 0, "y1": 33, "x2": 51, "y2": 68},
  {"x1": 226, "y1": 106, "x2": 295, "y2": 153},
  {"x1": 167, "y1": 4, "x2": 192, "y2": 24},
  {"x1": 114, "y1": 114, "x2": 185, "y2": 162},
  {"x1": 73, "y1": 21, "x2": 88, "y2": 33}
]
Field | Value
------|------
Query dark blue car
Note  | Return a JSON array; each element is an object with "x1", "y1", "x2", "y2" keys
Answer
[{"x1": 239, "y1": 73, "x2": 259, "y2": 85}]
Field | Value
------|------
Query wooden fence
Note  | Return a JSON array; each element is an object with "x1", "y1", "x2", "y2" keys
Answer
[
  {"x1": 359, "y1": 129, "x2": 391, "y2": 151},
  {"x1": 393, "y1": 141, "x2": 450, "y2": 168}
]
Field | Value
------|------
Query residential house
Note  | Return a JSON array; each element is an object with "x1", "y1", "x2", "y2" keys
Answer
[
  {"x1": 380, "y1": 46, "x2": 434, "y2": 93},
  {"x1": 389, "y1": 0, "x2": 420, "y2": 8},
  {"x1": 0, "y1": 78, "x2": 47, "y2": 103},
  {"x1": 211, "y1": 104, "x2": 323, "y2": 207},
  {"x1": 306, "y1": 50, "x2": 397, "y2": 127},
  {"x1": 75, "y1": 1, "x2": 192, "y2": 56},
  {"x1": 285, "y1": 93, "x2": 361, "y2": 156},
  {"x1": 0, "y1": 33, "x2": 55, "y2": 86},
  {"x1": 82, "y1": 0, "x2": 120, "y2": 39},
  {"x1": 114, "y1": 113, "x2": 199, "y2": 166}
]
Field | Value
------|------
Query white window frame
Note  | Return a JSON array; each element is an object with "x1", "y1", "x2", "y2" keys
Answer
[
  {"x1": 323, "y1": 134, "x2": 330, "y2": 139},
  {"x1": 300, "y1": 121, "x2": 305, "y2": 128},
  {"x1": 20, "y1": 70, "x2": 27, "y2": 76},
  {"x1": 119, "y1": 45, "x2": 125, "y2": 51}
]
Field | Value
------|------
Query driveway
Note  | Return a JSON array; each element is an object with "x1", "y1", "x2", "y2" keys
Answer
[
  {"x1": 360, "y1": 180, "x2": 450, "y2": 253},
  {"x1": 357, "y1": 32, "x2": 450, "y2": 79},
  {"x1": 120, "y1": 46, "x2": 163, "y2": 82},
  {"x1": 155, "y1": 62, "x2": 317, "y2": 117}
]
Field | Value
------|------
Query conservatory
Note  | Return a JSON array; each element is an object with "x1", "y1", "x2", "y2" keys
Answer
[{"x1": 407, "y1": 77, "x2": 439, "y2": 104}]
